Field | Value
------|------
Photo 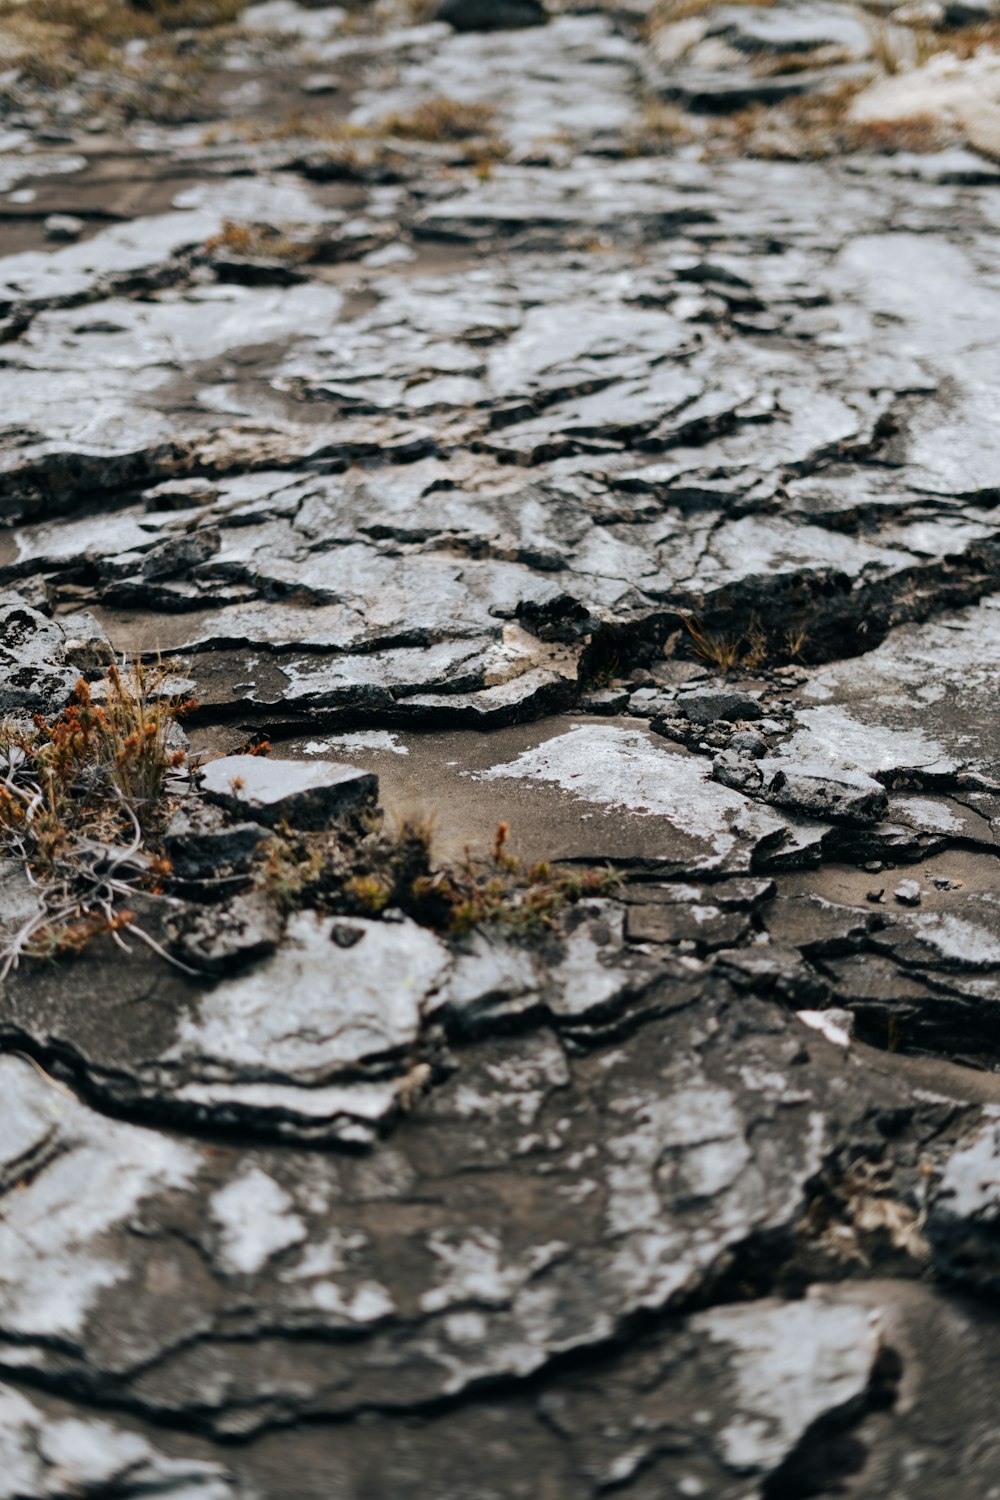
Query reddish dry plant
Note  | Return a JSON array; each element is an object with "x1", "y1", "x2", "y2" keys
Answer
[
  {"x1": 0, "y1": 662, "x2": 197, "y2": 975},
  {"x1": 0, "y1": 667, "x2": 192, "y2": 844}
]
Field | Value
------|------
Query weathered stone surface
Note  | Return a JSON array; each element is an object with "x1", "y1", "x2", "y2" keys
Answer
[
  {"x1": 0, "y1": 599, "x2": 75, "y2": 714},
  {"x1": 168, "y1": 890, "x2": 284, "y2": 974},
  {"x1": 4, "y1": 0, "x2": 1000, "y2": 1488},
  {"x1": 0, "y1": 993, "x2": 947, "y2": 1435},
  {"x1": 929, "y1": 1115, "x2": 1000, "y2": 1295},
  {"x1": 678, "y1": 685, "x2": 764, "y2": 724},
  {"x1": 164, "y1": 801, "x2": 269, "y2": 881},
  {"x1": 475, "y1": 721, "x2": 811, "y2": 874},
  {"x1": 785, "y1": 599, "x2": 1000, "y2": 793},
  {"x1": 0, "y1": 1384, "x2": 241, "y2": 1500},
  {"x1": 200, "y1": 755, "x2": 378, "y2": 828}
]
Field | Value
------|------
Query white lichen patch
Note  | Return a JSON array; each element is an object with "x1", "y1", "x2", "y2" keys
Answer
[
  {"x1": 0, "y1": 1060, "x2": 199, "y2": 1341},
  {"x1": 476, "y1": 724, "x2": 785, "y2": 855},
  {"x1": 210, "y1": 1168, "x2": 307, "y2": 1276}
]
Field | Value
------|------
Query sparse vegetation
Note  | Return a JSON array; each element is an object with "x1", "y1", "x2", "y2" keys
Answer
[
  {"x1": 0, "y1": 0, "x2": 239, "y2": 110},
  {"x1": 644, "y1": 0, "x2": 771, "y2": 33},
  {"x1": 681, "y1": 614, "x2": 808, "y2": 671},
  {"x1": 0, "y1": 664, "x2": 195, "y2": 978},
  {"x1": 412, "y1": 821, "x2": 621, "y2": 937},
  {"x1": 257, "y1": 814, "x2": 620, "y2": 939},
  {"x1": 378, "y1": 97, "x2": 499, "y2": 143},
  {"x1": 203, "y1": 220, "x2": 314, "y2": 263}
]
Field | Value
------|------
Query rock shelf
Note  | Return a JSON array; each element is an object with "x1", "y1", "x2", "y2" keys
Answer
[{"x1": 3, "y1": 0, "x2": 1000, "y2": 1493}]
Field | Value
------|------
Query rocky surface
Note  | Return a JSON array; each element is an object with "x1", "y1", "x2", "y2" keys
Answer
[{"x1": 3, "y1": 0, "x2": 1000, "y2": 1493}]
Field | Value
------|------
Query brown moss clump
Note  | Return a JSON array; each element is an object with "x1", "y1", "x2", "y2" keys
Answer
[
  {"x1": 378, "y1": 96, "x2": 501, "y2": 143},
  {"x1": 412, "y1": 822, "x2": 621, "y2": 938},
  {"x1": 0, "y1": 0, "x2": 241, "y2": 91},
  {"x1": 0, "y1": 664, "x2": 196, "y2": 977},
  {"x1": 842, "y1": 113, "x2": 946, "y2": 154},
  {"x1": 256, "y1": 815, "x2": 620, "y2": 941},
  {"x1": 203, "y1": 220, "x2": 314, "y2": 262}
]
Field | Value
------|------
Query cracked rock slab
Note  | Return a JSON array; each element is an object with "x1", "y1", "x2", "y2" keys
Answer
[{"x1": 0, "y1": 988, "x2": 943, "y2": 1435}]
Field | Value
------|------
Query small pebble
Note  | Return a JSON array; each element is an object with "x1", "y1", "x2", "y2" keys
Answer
[
  {"x1": 302, "y1": 73, "x2": 340, "y2": 95},
  {"x1": 931, "y1": 875, "x2": 962, "y2": 890},
  {"x1": 44, "y1": 213, "x2": 85, "y2": 242},
  {"x1": 866, "y1": 888, "x2": 885, "y2": 904},
  {"x1": 864, "y1": 860, "x2": 883, "y2": 873},
  {"x1": 894, "y1": 879, "x2": 922, "y2": 907},
  {"x1": 729, "y1": 728, "x2": 767, "y2": 758}
]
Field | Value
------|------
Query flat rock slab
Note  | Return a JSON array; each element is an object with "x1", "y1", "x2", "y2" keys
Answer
[
  {"x1": 0, "y1": 907, "x2": 449, "y2": 1144},
  {"x1": 787, "y1": 597, "x2": 1000, "y2": 790},
  {"x1": 0, "y1": 1383, "x2": 240, "y2": 1499},
  {"x1": 0, "y1": 599, "x2": 76, "y2": 715},
  {"x1": 0, "y1": 992, "x2": 945, "y2": 1436},
  {"x1": 200, "y1": 755, "x2": 378, "y2": 827},
  {"x1": 3, "y1": 1275, "x2": 999, "y2": 1499},
  {"x1": 4, "y1": 1, "x2": 1000, "y2": 1490}
]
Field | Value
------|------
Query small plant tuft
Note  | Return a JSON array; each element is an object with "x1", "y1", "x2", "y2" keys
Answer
[{"x1": 0, "y1": 662, "x2": 196, "y2": 978}]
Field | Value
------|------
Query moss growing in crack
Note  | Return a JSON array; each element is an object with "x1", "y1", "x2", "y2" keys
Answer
[
  {"x1": 255, "y1": 814, "x2": 620, "y2": 940},
  {"x1": 203, "y1": 221, "x2": 314, "y2": 263},
  {"x1": 412, "y1": 822, "x2": 622, "y2": 938}
]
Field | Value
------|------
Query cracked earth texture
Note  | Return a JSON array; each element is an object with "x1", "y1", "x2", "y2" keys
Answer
[{"x1": 4, "y1": 0, "x2": 1000, "y2": 1494}]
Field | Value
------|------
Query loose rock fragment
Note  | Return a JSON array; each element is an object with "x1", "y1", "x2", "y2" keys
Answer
[
  {"x1": 894, "y1": 879, "x2": 922, "y2": 907},
  {"x1": 436, "y1": 0, "x2": 548, "y2": 30},
  {"x1": 200, "y1": 756, "x2": 378, "y2": 829}
]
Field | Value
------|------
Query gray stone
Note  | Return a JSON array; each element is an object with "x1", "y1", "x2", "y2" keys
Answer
[
  {"x1": 43, "y1": 213, "x2": 85, "y2": 242},
  {"x1": 715, "y1": 751, "x2": 890, "y2": 826},
  {"x1": 166, "y1": 910, "x2": 449, "y2": 1077},
  {"x1": 929, "y1": 1117, "x2": 1000, "y2": 1295},
  {"x1": 436, "y1": 0, "x2": 548, "y2": 31},
  {"x1": 0, "y1": 1382, "x2": 241, "y2": 1498},
  {"x1": 57, "y1": 610, "x2": 115, "y2": 671},
  {"x1": 678, "y1": 686, "x2": 764, "y2": 724},
  {"x1": 199, "y1": 755, "x2": 378, "y2": 829},
  {"x1": 0, "y1": 600, "x2": 76, "y2": 714},
  {"x1": 168, "y1": 891, "x2": 284, "y2": 975},
  {"x1": 0, "y1": 989, "x2": 940, "y2": 1435},
  {"x1": 164, "y1": 801, "x2": 269, "y2": 881},
  {"x1": 301, "y1": 73, "x2": 340, "y2": 96},
  {"x1": 578, "y1": 686, "x2": 629, "y2": 714}
]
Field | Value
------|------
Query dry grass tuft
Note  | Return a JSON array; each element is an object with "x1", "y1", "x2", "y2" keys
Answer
[
  {"x1": 379, "y1": 96, "x2": 500, "y2": 143},
  {"x1": 257, "y1": 814, "x2": 619, "y2": 940},
  {"x1": 0, "y1": 663, "x2": 196, "y2": 978},
  {"x1": 681, "y1": 613, "x2": 808, "y2": 671},
  {"x1": 203, "y1": 220, "x2": 313, "y2": 261},
  {"x1": 0, "y1": 0, "x2": 241, "y2": 89}
]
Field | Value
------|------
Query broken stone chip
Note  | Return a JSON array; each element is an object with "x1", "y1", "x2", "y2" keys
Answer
[
  {"x1": 200, "y1": 754, "x2": 378, "y2": 828},
  {"x1": 679, "y1": 686, "x2": 764, "y2": 724},
  {"x1": 165, "y1": 801, "x2": 269, "y2": 880},
  {"x1": 58, "y1": 609, "x2": 116, "y2": 671}
]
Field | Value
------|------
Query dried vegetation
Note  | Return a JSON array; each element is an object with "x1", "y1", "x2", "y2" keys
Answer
[
  {"x1": 0, "y1": 664, "x2": 195, "y2": 978},
  {"x1": 0, "y1": 0, "x2": 239, "y2": 69},
  {"x1": 681, "y1": 614, "x2": 809, "y2": 671},
  {"x1": 258, "y1": 814, "x2": 620, "y2": 939}
]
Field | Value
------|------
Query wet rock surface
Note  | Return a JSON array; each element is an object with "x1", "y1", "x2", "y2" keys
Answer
[{"x1": 3, "y1": 0, "x2": 1000, "y2": 1492}]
